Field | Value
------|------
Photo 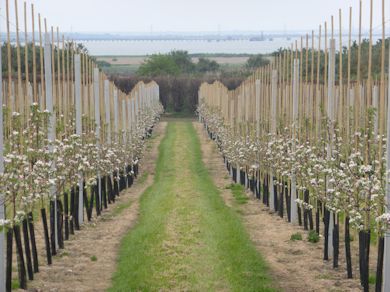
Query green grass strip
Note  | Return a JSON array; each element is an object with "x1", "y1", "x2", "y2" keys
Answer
[
  {"x1": 109, "y1": 121, "x2": 276, "y2": 292},
  {"x1": 226, "y1": 183, "x2": 249, "y2": 204}
]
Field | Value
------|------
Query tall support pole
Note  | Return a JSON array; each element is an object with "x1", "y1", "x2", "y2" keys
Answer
[
  {"x1": 74, "y1": 54, "x2": 83, "y2": 224},
  {"x1": 44, "y1": 32, "x2": 58, "y2": 249},
  {"x1": 291, "y1": 60, "x2": 299, "y2": 224},
  {"x1": 269, "y1": 70, "x2": 277, "y2": 212},
  {"x1": 373, "y1": 86, "x2": 379, "y2": 137},
  {"x1": 127, "y1": 98, "x2": 132, "y2": 170},
  {"x1": 104, "y1": 80, "x2": 114, "y2": 198},
  {"x1": 121, "y1": 98, "x2": 128, "y2": 188},
  {"x1": 127, "y1": 99, "x2": 131, "y2": 138},
  {"x1": 135, "y1": 92, "x2": 139, "y2": 127},
  {"x1": 114, "y1": 89, "x2": 119, "y2": 143},
  {"x1": 255, "y1": 80, "x2": 261, "y2": 138},
  {"x1": 0, "y1": 26, "x2": 5, "y2": 292},
  {"x1": 104, "y1": 81, "x2": 111, "y2": 144},
  {"x1": 93, "y1": 68, "x2": 101, "y2": 209},
  {"x1": 131, "y1": 98, "x2": 135, "y2": 134},
  {"x1": 327, "y1": 38, "x2": 336, "y2": 258},
  {"x1": 255, "y1": 79, "x2": 261, "y2": 192},
  {"x1": 122, "y1": 99, "x2": 127, "y2": 143},
  {"x1": 113, "y1": 89, "x2": 119, "y2": 191},
  {"x1": 382, "y1": 42, "x2": 390, "y2": 292}
]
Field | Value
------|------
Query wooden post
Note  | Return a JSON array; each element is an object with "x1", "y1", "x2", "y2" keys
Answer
[
  {"x1": 114, "y1": 89, "x2": 119, "y2": 143},
  {"x1": 0, "y1": 23, "x2": 5, "y2": 292},
  {"x1": 31, "y1": 4, "x2": 37, "y2": 103},
  {"x1": 327, "y1": 38, "x2": 336, "y2": 258},
  {"x1": 121, "y1": 98, "x2": 128, "y2": 188},
  {"x1": 44, "y1": 31, "x2": 58, "y2": 249},
  {"x1": 269, "y1": 70, "x2": 277, "y2": 212},
  {"x1": 255, "y1": 79, "x2": 261, "y2": 138},
  {"x1": 290, "y1": 59, "x2": 299, "y2": 225},
  {"x1": 74, "y1": 54, "x2": 83, "y2": 224},
  {"x1": 104, "y1": 81, "x2": 111, "y2": 144},
  {"x1": 382, "y1": 38, "x2": 390, "y2": 292},
  {"x1": 93, "y1": 68, "x2": 102, "y2": 208}
]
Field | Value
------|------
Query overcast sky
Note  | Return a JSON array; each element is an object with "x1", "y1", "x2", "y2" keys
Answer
[{"x1": 0, "y1": 0, "x2": 385, "y2": 33}]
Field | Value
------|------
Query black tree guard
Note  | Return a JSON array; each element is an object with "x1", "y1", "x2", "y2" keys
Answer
[
  {"x1": 359, "y1": 230, "x2": 370, "y2": 292},
  {"x1": 64, "y1": 192, "x2": 69, "y2": 240},
  {"x1": 14, "y1": 225, "x2": 27, "y2": 289},
  {"x1": 273, "y1": 177, "x2": 278, "y2": 213},
  {"x1": 345, "y1": 216, "x2": 352, "y2": 279},
  {"x1": 6, "y1": 229, "x2": 13, "y2": 292},
  {"x1": 41, "y1": 208, "x2": 52, "y2": 265},
  {"x1": 333, "y1": 220, "x2": 339, "y2": 268},
  {"x1": 102, "y1": 176, "x2": 108, "y2": 209},
  {"x1": 308, "y1": 209, "x2": 314, "y2": 231},
  {"x1": 376, "y1": 236, "x2": 384, "y2": 292},
  {"x1": 70, "y1": 188, "x2": 75, "y2": 234},
  {"x1": 323, "y1": 209, "x2": 330, "y2": 261},
  {"x1": 303, "y1": 190, "x2": 309, "y2": 230},
  {"x1": 95, "y1": 179, "x2": 101, "y2": 216},
  {"x1": 107, "y1": 176, "x2": 113, "y2": 204},
  {"x1": 49, "y1": 201, "x2": 56, "y2": 255},
  {"x1": 27, "y1": 212, "x2": 39, "y2": 273},
  {"x1": 297, "y1": 206, "x2": 302, "y2": 226},
  {"x1": 316, "y1": 201, "x2": 321, "y2": 235},
  {"x1": 22, "y1": 219, "x2": 33, "y2": 280},
  {"x1": 285, "y1": 183, "x2": 291, "y2": 222},
  {"x1": 278, "y1": 183, "x2": 284, "y2": 218},
  {"x1": 74, "y1": 186, "x2": 80, "y2": 230},
  {"x1": 57, "y1": 199, "x2": 64, "y2": 249}
]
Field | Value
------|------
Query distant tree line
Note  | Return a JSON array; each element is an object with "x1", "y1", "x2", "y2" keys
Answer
[
  {"x1": 109, "y1": 38, "x2": 390, "y2": 114},
  {"x1": 1, "y1": 42, "x2": 92, "y2": 79},
  {"x1": 112, "y1": 75, "x2": 244, "y2": 114},
  {"x1": 274, "y1": 38, "x2": 390, "y2": 82},
  {"x1": 136, "y1": 50, "x2": 221, "y2": 77}
]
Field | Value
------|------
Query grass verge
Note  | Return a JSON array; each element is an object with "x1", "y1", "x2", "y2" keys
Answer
[{"x1": 109, "y1": 121, "x2": 276, "y2": 291}]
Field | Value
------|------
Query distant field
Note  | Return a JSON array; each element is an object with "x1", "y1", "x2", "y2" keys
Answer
[
  {"x1": 96, "y1": 55, "x2": 249, "y2": 66},
  {"x1": 96, "y1": 55, "x2": 250, "y2": 76}
]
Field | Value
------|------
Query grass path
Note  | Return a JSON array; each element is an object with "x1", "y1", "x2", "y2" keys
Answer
[{"x1": 109, "y1": 121, "x2": 276, "y2": 291}]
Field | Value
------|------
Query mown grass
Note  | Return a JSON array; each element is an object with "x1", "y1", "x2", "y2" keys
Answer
[
  {"x1": 109, "y1": 121, "x2": 276, "y2": 291},
  {"x1": 226, "y1": 183, "x2": 249, "y2": 204}
]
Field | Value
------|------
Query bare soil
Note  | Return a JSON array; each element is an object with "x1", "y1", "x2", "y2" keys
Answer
[
  {"x1": 194, "y1": 122, "x2": 363, "y2": 292},
  {"x1": 25, "y1": 122, "x2": 167, "y2": 292}
]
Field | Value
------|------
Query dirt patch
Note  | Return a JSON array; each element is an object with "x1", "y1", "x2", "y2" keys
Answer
[
  {"x1": 194, "y1": 122, "x2": 363, "y2": 292},
  {"x1": 27, "y1": 122, "x2": 167, "y2": 292}
]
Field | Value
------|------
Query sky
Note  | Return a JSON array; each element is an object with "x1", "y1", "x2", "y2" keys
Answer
[{"x1": 0, "y1": 0, "x2": 385, "y2": 34}]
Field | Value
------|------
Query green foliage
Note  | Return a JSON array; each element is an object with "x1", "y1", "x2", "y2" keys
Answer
[
  {"x1": 137, "y1": 54, "x2": 180, "y2": 77},
  {"x1": 290, "y1": 233, "x2": 303, "y2": 241},
  {"x1": 196, "y1": 57, "x2": 220, "y2": 73},
  {"x1": 137, "y1": 50, "x2": 222, "y2": 77},
  {"x1": 11, "y1": 279, "x2": 20, "y2": 290},
  {"x1": 245, "y1": 54, "x2": 270, "y2": 70},
  {"x1": 369, "y1": 274, "x2": 376, "y2": 284},
  {"x1": 307, "y1": 231, "x2": 320, "y2": 243},
  {"x1": 169, "y1": 50, "x2": 195, "y2": 73},
  {"x1": 90, "y1": 255, "x2": 98, "y2": 262}
]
